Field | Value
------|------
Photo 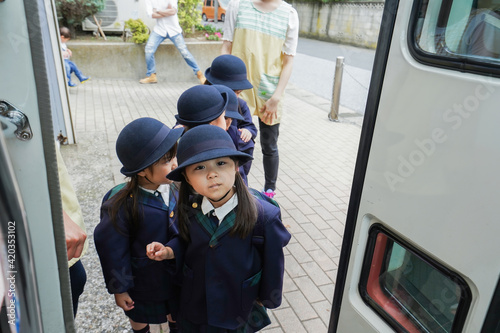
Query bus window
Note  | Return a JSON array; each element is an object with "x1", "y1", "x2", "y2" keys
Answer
[
  {"x1": 359, "y1": 225, "x2": 472, "y2": 333},
  {"x1": 410, "y1": 0, "x2": 500, "y2": 75}
]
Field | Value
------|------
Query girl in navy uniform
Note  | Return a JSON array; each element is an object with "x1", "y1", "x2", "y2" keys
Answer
[
  {"x1": 146, "y1": 125, "x2": 290, "y2": 332},
  {"x1": 94, "y1": 118, "x2": 183, "y2": 333},
  {"x1": 205, "y1": 55, "x2": 258, "y2": 186}
]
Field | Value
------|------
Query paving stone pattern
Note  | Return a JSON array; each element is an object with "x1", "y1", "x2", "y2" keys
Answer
[{"x1": 63, "y1": 79, "x2": 362, "y2": 333}]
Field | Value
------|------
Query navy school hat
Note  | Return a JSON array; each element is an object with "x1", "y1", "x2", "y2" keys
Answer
[
  {"x1": 212, "y1": 85, "x2": 244, "y2": 121},
  {"x1": 175, "y1": 85, "x2": 229, "y2": 126},
  {"x1": 167, "y1": 124, "x2": 253, "y2": 181},
  {"x1": 116, "y1": 117, "x2": 183, "y2": 176},
  {"x1": 204, "y1": 55, "x2": 253, "y2": 90}
]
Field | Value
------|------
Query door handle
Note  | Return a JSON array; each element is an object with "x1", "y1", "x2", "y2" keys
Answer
[{"x1": 0, "y1": 100, "x2": 33, "y2": 141}]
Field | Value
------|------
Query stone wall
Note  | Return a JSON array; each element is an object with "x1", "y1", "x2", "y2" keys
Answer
[
  {"x1": 291, "y1": 1, "x2": 384, "y2": 49},
  {"x1": 69, "y1": 40, "x2": 223, "y2": 80}
]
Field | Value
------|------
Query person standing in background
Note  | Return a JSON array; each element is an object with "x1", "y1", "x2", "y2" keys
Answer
[
  {"x1": 140, "y1": 0, "x2": 206, "y2": 84},
  {"x1": 221, "y1": 0, "x2": 299, "y2": 198}
]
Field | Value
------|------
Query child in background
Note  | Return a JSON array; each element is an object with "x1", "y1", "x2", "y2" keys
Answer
[
  {"x1": 175, "y1": 84, "x2": 252, "y2": 183},
  {"x1": 60, "y1": 27, "x2": 90, "y2": 87},
  {"x1": 205, "y1": 54, "x2": 258, "y2": 185},
  {"x1": 147, "y1": 125, "x2": 291, "y2": 332},
  {"x1": 174, "y1": 84, "x2": 244, "y2": 131},
  {"x1": 94, "y1": 118, "x2": 183, "y2": 333},
  {"x1": 212, "y1": 84, "x2": 254, "y2": 185}
]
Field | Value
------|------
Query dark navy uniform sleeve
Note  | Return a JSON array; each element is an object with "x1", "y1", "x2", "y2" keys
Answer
[
  {"x1": 94, "y1": 191, "x2": 135, "y2": 294},
  {"x1": 258, "y1": 200, "x2": 291, "y2": 309},
  {"x1": 237, "y1": 98, "x2": 257, "y2": 140}
]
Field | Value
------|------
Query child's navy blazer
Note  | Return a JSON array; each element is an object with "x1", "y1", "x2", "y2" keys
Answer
[
  {"x1": 227, "y1": 98, "x2": 257, "y2": 152},
  {"x1": 95, "y1": 183, "x2": 181, "y2": 302},
  {"x1": 171, "y1": 196, "x2": 291, "y2": 330}
]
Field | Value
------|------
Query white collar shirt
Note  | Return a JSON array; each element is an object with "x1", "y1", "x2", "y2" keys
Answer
[
  {"x1": 139, "y1": 183, "x2": 170, "y2": 204},
  {"x1": 201, "y1": 193, "x2": 238, "y2": 225},
  {"x1": 146, "y1": 0, "x2": 183, "y2": 37}
]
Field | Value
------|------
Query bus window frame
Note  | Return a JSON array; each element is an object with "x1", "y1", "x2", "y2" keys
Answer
[
  {"x1": 358, "y1": 224, "x2": 472, "y2": 333},
  {"x1": 408, "y1": 0, "x2": 500, "y2": 77}
]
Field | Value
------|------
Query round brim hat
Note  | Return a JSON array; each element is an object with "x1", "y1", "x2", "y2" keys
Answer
[
  {"x1": 167, "y1": 124, "x2": 253, "y2": 181},
  {"x1": 212, "y1": 85, "x2": 244, "y2": 121},
  {"x1": 117, "y1": 118, "x2": 184, "y2": 177},
  {"x1": 175, "y1": 85, "x2": 229, "y2": 126},
  {"x1": 204, "y1": 55, "x2": 253, "y2": 90}
]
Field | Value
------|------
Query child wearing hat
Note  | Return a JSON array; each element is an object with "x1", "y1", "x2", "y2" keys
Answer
[
  {"x1": 175, "y1": 84, "x2": 253, "y2": 184},
  {"x1": 175, "y1": 84, "x2": 244, "y2": 131},
  {"x1": 94, "y1": 117, "x2": 183, "y2": 333},
  {"x1": 146, "y1": 125, "x2": 291, "y2": 332},
  {"x1": 205, "y1": 55, "x2": 258, "y2": 185}
]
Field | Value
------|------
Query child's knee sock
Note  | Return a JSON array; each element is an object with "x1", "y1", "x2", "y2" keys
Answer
[{"x1": 132, "y1": 324, "x2": 150, "y2": 333}]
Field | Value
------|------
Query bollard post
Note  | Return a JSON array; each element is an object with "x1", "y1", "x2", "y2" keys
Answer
[{"x1": 329, "y1": 56, "x2": 344, "y2": 122}]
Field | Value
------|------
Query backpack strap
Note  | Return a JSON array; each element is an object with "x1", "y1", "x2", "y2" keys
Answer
[
  {"x1": 249, "y1": 188, "x2": 280, "y2": 257},
  {"x1": 249, "y1": 188, "x2": 279, "y2": 208}
]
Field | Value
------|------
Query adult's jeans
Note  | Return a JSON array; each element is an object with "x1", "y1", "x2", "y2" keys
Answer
[
  {"x1": 145, "y1": 31, "x2": 200, "y2": 76},
  {"x1": 259, "y1": 119, "x2": 280, "y2": 191}
]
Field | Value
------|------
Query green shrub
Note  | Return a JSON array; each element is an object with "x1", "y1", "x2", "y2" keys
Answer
[
  {"x1": 124, "y1": 19, "x2": 150, "y2": 44},
  {"x1": 56, "y1": 0, "x2": 105, "y2": 31},
  {"x1": 196, "y1": 24, "x2": 223, "y2": 40},
  {"x1": 178, "y1": 0, "x2": 201, "y2": 35}
]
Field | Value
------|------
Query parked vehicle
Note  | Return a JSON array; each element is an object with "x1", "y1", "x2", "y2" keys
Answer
[
  {"x1": 0, "y1": 0, "x2": 75, "y2": 332},
  {"x1": 329, "y1": 0, "x2": 500, "y2": 332},
  {"x1": 202, "y1": 0, "x2": 226, "y2": 22}
]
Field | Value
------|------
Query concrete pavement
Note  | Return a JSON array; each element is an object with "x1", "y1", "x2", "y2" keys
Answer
[{"x1": 63, "y1": 78, "x2": 362, "y2": 332}]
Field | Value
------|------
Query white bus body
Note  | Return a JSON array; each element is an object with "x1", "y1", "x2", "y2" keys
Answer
[{"x1": 330, "y1": 0, "x2": 500, "y2": 332}]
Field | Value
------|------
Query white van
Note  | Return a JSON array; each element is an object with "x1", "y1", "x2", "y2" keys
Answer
[
  {"x1": 0, "y1": 0, "x2": 75, "y2": 332},
  {"x1": 330, "y1": 0, "x2": 500, "y2": 332}
]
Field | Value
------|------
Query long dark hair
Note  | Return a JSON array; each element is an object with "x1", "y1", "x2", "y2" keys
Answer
[
  {"x1": 177, "y1": 159, "x2": 257, "y2": 241},
  {"x1": 107, "y1": 175, "x2": 143, "y2": 235},
  {"x1": 107, "y1": 147, "x2": 177, "y2": 235}
]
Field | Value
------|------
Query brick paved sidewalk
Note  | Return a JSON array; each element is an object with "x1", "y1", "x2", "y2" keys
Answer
[{"x1": 63, "y1": 79, "x2": 362, "y2": 333}]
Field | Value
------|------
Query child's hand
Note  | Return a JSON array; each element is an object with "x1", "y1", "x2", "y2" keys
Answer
[
  {"x1": 114, "y1": 292, "x2": 134, "y2": 311},
  {"x1": 239, "y1": 128, "x2": 252, "y2": 142},
  {"x1": 146, "y1": 242, "x2": 175, "y2": 260},
  {"x1": 173, "y1": 124, "x2": 185, "y2": 130}
]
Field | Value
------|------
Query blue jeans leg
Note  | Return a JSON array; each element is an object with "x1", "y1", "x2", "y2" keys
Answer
[
  {"x1": 145, "y1": 31, "x2": 167, "y2": 76},
  {"x1": 65, "y1": 59, "x2": 87, "y2": 81},
  {"x1": 169, "y1": 33, "x2": 200, "y2": 74},
  {"x1": 64, "y1": 59, "x2": 73, "y2": 82},
  {"x1": 258, "y1": 119, "x2": 280, "y2": 191}
]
